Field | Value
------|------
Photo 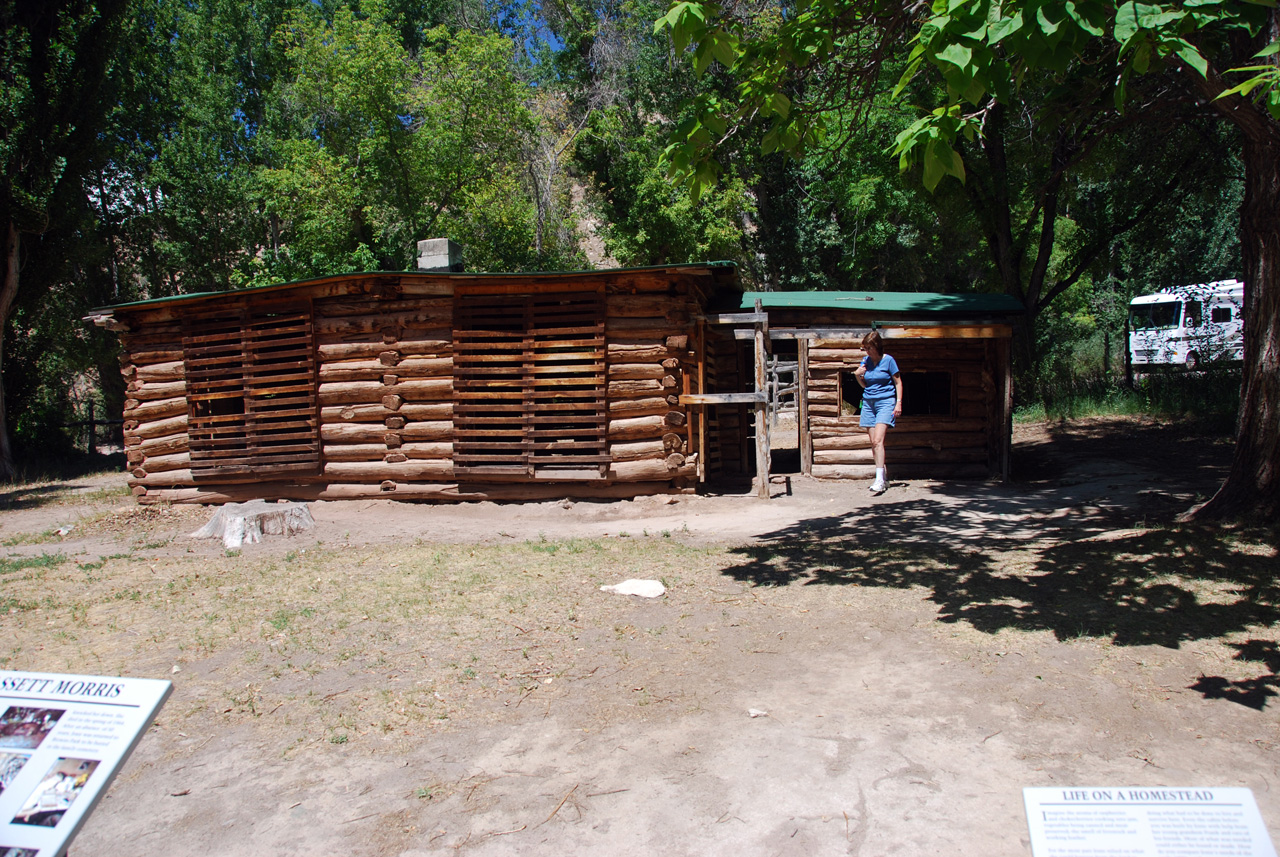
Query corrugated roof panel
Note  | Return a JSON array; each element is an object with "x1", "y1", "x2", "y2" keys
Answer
[
  {"x1": 93, "y1": 262, "x2": 740, "y2": 314},
  {"x1": 740, "y1": 291, "x2": 1023, "y2": 314}
]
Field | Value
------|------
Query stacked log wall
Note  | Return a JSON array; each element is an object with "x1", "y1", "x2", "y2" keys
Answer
[
  {"x1": 808, "y1": 337, "x2": 994, "y2": 480},
  {"x1": 603, "y1": 276, "x2": 697, "y2": 484},
  {"x1": 116, "y1": 271, "x2": 725, "y2": 503},
  {"x1": 314, "y1": 291, "x2": 455, "y2": 490},
  {"x1": 121, "y1": 325, "x2": 191, "y2": 495}
]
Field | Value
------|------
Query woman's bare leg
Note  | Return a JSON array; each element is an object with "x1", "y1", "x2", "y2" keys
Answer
[{"x1": 868, "y1": 423, "x2": 887, "y2": 469}]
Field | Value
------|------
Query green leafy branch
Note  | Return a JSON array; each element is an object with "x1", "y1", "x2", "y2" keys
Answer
[
  {"x1": 657, "y1": 0, "x2": 1278, "y2": 195},
  {"x1": 1217, "y1": 40, "x2": 1280, "y2": 120}
]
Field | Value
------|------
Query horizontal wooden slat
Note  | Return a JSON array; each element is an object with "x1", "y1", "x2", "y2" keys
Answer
[
  {"x1": 453, "y1": 290, "x2": 608, "y2": 479},
  {"x1": 183, "y1": 303, "x2": 320, "y2": 480}
]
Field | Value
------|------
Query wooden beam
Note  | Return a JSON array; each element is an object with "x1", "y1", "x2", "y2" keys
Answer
[
  {"x1": 875, "y1": 324, "x2": 1014, "y2": 339},
  {"x1": 135, "y1": 480, "x2": 696, "y2": 504},
  {"x1": 765, "y1": 326, "x2": 873, "y2": 341},
  {"x1": 679, "y1": 392, "x2": 766, "y2": 405},
  {"x1": 699, "y1": 312, "x2": 768, "y2": 324}
]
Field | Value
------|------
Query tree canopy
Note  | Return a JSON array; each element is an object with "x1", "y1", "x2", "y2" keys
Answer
[
  {"x1": 657, "y1": 0, "x2": 1279, "y2": 522},
  {"x1": 1, "y1": 0, "x2": 131, "y2": 476},
  {"x1": 2, "y1": 0, "x2": 1272, "y2": 525}
]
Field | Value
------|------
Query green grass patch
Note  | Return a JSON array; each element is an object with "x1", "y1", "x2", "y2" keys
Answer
[
  {"x1": 1019, "y1": 366, "x2": 1240, "y2": 430},
  {"x1": 0, "y1": 553, "x2": 67, "y2": 576},
  {"x1": 77, "y1": 554, "x2": 133, "y2": 572},
  {"x1": 1, "y1": 530, "x2": 62, "y2": 547}
]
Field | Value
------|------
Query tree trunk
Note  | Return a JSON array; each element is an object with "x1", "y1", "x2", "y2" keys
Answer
[
  {"x1": 0, "y1": 222, "x2": 19, "y2": 479},
  {"x1": 1192, "y1": 124, "x2": 1280, "y2": 524}
]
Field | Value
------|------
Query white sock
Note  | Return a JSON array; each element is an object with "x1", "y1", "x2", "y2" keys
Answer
[{"x1": 875, "y1": 468, "x2": 885, "y2": 483}]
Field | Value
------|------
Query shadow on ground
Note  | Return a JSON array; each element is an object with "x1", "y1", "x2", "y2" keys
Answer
[
  {"x1": 0, "y1": 453, "x2": 126, "y2": 511},
  {"x1": 1011, "y1": 417, "x2": 1232, "y2": 485},
  {"x1": 1191, "y1": 640, "x2": 1280, "y2": 711},
  {"x1": 722, "y1": 417, "x2": 1279, "y2": 709},
  {"x1": 0, "y1": 483, "x2": 81, "y2": 512}
]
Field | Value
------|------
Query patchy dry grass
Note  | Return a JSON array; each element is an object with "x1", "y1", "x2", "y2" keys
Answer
[
  {"x1": 0, "y1": 535, "x2": 736, "y2": 754},
  {"x1": 0, "y1": 479, "x2": 131, "y2": 513},
  {"x1": 3, "y1": 517, "x2": 1279, "y2": 761}
]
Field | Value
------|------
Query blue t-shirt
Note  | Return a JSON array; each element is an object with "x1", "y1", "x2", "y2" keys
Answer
[{"x1": 860, "y1": 353, "x2": 900, "y2": 400}]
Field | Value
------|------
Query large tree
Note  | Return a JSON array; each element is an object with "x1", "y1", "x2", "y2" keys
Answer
[
  {"x1": 658, "y1": 0, "x2": 1279, "y2": 523},
  {"x1": 0, "y1": 0, "x2": 130, "y2": 477}
]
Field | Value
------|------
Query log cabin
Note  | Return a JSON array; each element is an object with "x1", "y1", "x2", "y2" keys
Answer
[
  {"x1": 88, "y1": 260, "x2": 1023, "y2": 503},
  {"x1": 722, "y1": 290, "x2": 1024, "y2": 483},
  {"x1": 87, "y1": 263, "x2": 750, "y2": 504}
]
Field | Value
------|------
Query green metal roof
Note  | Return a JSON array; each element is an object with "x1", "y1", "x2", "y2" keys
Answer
[
  {"x1": 741, "y1": 291, "x2": 1023, "y2": 315},
  {"x1": 94, "y1": 261, "x2": 740, "y2": 313}
]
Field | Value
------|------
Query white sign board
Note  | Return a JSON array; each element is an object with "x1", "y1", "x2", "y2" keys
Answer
[
  {"x1": 0, "y1": 671, "x2": 171, "y2": 857},
  {"x1": 1025, "y1": 787, "x2": 1277, "y2": 857}
]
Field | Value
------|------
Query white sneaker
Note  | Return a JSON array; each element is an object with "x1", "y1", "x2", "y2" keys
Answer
[{"x1": 869, "y1": 480, "x2": 886, "y2": 495}]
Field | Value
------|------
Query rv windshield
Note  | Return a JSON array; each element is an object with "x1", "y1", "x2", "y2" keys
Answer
[{"x1": 1129, "y1": 301, "x2": 1181, "y2": 330}]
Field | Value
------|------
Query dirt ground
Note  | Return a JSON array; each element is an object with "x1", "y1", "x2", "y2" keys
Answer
[{"x1": 2, "y1": 416, "x2": 1278, "y2": 856}]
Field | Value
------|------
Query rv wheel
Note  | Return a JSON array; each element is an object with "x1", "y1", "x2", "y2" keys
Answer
[{"x1": 1186, "y1": 352, "x2": 1199, "y2": 370}]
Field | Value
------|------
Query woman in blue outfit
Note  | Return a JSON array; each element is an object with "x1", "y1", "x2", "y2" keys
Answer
[{"x1": 853, "y1": 330, "x2": 902, "y2": 495}]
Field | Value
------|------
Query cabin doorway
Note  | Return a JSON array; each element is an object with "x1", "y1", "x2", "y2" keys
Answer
[{"x1": 767, "y1": 341, "x2": 801, "y2": 474}]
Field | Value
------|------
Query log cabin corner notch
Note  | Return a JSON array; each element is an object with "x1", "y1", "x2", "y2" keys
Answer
[{"x1": 87, "y1": 264, "x2": 748, "y2": 504}]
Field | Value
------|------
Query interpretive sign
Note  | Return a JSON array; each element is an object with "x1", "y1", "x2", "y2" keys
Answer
[
  {"x1": 0, "y1": 671, "x2": 171, "y2": 857},
  {"x1": 1024, "y1": 787, "x2": 1277, "y2": 857}
]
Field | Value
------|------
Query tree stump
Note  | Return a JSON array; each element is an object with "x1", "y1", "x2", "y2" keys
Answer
[{"x1": 191, "y1": 500, "x2": 315, "y2": 549}]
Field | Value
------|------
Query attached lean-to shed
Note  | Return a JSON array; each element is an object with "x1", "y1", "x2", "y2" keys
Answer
[
  {"x1": 716, "y1": 291, "x2": 1023, "y2": 483},
  {"x1": 88, "y1": 264, "x2": 747, "y2": 504}
]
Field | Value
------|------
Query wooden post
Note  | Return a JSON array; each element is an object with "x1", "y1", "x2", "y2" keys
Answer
[
  {"x1": 798, "y1": 338, "x2": 812, "y2": 476},
  {"x1": 738, "y1": 345, "x2": 750, "y2": 476},
  {"x1": 682, "y1": 360, "x2": 692, "y2": 455},
  {"x1": 697, "y1": 318, "x2": 706, "y2": 483},
  {"x1": 754, "y1": 298, "x2": 768, "y2": 499},
  {"x1": 999, "y1": 337, "x2": 1013, "y2": 481},
  {"x1": 1124, "y1": 313, "x2": 1133, "y2": 388}
]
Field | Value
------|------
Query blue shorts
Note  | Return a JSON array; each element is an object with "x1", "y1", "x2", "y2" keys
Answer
[{"x1": 860, "y1": 396, "x2": 896, "y2": 428}]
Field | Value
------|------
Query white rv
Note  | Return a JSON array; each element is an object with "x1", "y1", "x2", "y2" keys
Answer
[{"x1": 1128, "y1": 279, "x2": 1244, "y2": 369}]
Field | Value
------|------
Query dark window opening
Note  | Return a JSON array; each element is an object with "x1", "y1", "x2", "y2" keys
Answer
[
  {"x1": 839, "y1": 372, "x2": 861, "y2": 417},
  {"x1": 1185, "y1": 300, "x2": 1203, "y2": 328},
  {"x1": 1211, "y1": 306, "x2": 1234, "y2": 324},
  {"x1": 193, "y1": 395, "x2": 245, "y2": 420},
  {"x1": 771, "y1": 339, "x2": 798, "y2": 358},
  {"x1": 1129, "y1": 301, "x2": 1180, "y2": 330},
  {"x1": 901, "y1": 371, "x2": 954, "y2": 417}
]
